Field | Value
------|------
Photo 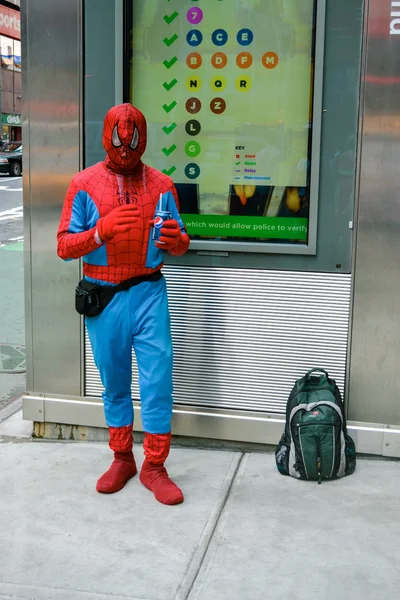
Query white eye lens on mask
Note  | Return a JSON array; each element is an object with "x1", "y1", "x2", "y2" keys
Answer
[
  {"x1": 130, "y1": 127, "x2": 139, "y2": 150},
  {"x1": 112, "y1": 124, "x2": 122, "y2": 147}
]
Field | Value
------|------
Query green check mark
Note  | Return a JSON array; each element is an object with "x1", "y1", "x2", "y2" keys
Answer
[
  {"x1": 163, "y1": 34, "x2": 178, "y2": 47},
  {"x1": 236, "y1": 161, "x2": 241, "y2": 165},
  {"x1": 163, "y1": 56, "x2": 178, "y2": 69},
  {"x1": 163, "y1": 11, "x2": 178, "y2": 25},
  {"x1": 162, "y1": 166, "x2": 177, "y2": 176},
  {"x1": 162, "y1": 145, "x2": 177, "y2": 157},
  {"x1": 163, "y1": 78, "x2": 178, "y2": 91},
  {"x1": 162, "y1": 101, "x2": 177, "y2": 113},
  {"x1": 163, "y1": 123, "x2": 177, "y2": 135}
]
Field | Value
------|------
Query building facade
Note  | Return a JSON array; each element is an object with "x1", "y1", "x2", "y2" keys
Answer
[
  {"x1": 0, "y1": 0, "x2": 20, "y2": 142},
  {"x1": 21, "y1": 0, "x2": 400, "y2": 457}
]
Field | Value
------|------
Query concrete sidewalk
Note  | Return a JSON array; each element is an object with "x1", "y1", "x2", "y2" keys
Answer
[{"x1": 1, "y1": 412, "x2": 400, "y2": 600}]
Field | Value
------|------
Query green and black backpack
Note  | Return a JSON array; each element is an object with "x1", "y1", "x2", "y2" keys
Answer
[{"x1": 275, "y1": 368, "x2": 356, "y2": 483}]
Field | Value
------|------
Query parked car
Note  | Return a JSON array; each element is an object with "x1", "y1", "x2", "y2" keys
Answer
[{"x1": 0, "y1": 142, "x2": 22, "y2": 176}]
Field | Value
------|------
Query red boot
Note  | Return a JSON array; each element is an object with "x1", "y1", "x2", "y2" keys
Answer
[
  {"x1": 139, "y1": 432, "x2": 184, "y2": 505},
  {"x1": 96, "y1": 451, "x2": 137, "y2": 493},
  {"x1": 96, "y1": 425, "x2": 137, "y2": 494}
]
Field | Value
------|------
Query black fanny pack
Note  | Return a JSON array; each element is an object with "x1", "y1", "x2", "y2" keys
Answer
[{"x1": 75, "y1": 270, "x2": 163, "y2": 318}]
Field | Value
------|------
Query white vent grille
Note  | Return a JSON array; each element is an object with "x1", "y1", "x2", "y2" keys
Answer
[{"x1": 85, "y1": 266, "x2": 351, "y2": 414}]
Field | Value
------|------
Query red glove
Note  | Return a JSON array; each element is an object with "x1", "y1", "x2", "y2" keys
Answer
[
  {"x1": 153, "y1": 219, "x2": 182, "y2": 250},
  {"x1": 97, "y1": 205, "x2": 139, "y2": 242}
]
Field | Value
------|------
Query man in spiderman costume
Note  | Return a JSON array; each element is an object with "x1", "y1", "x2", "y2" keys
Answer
[{"x1": 57, "y1": 103, "x2": 190, "y2": 505}]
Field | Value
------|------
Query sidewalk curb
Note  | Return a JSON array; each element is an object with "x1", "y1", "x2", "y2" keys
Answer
[{"x1": 174, "y1": 451, "x2": 244, "y2": 600}]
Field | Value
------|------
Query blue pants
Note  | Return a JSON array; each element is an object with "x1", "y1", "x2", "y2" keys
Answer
[{"x1": 85, "y1": 276, "x2": 173, "y2": 433}]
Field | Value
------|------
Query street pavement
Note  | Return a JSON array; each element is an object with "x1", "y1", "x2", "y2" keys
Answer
[
  {"x1": 0, "y1": 175, "x2": 25, "y2": 414},
  {"x1": 0, "y1": 175, "x2": 23, "y2": 246},
  {"x1": 1, "y1": 411, "x2": 400, "y2": 600}
]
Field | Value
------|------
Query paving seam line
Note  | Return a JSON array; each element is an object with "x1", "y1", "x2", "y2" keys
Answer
[
  {"x1": 185, "y1": 452, "x2": 250, "y2": 600},
  {"x1": 174, "y1": 451, "x2": 244, "y2": 600},
  {"x1": 0, "y1": 581, "x2": 147, "y2": 600}
]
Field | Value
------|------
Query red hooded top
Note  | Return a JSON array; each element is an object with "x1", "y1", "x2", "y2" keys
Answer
[{"x1": 56, "y1": 103, "x2": 190, "y2": 283}]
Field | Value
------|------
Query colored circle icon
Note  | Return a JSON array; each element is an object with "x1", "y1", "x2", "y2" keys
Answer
[
  {"x1": 235, "y1": 76, "x2": 252, "y2": 92},
  {"x1": 186, "y1": 52, "x2": 202, "y2": 69},
  {"x1": 186, "y1": 98, "x2": 202, "y2": 114},
  {"x1": 237, "y1": 28, "x2": 254, "y2": 46},
  {"x1": 211, "y1": 76, "x2": 226, "y2": 92},
  {"x1": 212, "y1": 29, "x2": 228, "y2": 46},
  {"x1": 210, "y1": 97, "x2": 227, "y2": 115},
  {"x1": 187, "y1": 30, "x2": 203, "y2": 47},
  {"x1": 262, "y1": 51, "x2": 279, "y2": 69},
  {"x1": 211, "y1": 52, "x2": 228, "y2": 69},
  {"x1": 185, "y1": 163, "x2": 201, "y2": 180},
  {"x1": 187, "y1": 7, "x2": 203, "y2": 25},
  {"x1": 185, "y1": 120, "x2": 201, "y2": 136},
  {"x1": 185, "y1": 141, "x2": 201, "y2": 158},
  {"x1": 237, "y1": 52, "x2": 253, "y2": 69},
  {"x1": 186, "y1": 76, "x2": 202, "y2": 91}
]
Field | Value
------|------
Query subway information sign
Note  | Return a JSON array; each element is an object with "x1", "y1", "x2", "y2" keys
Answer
[{"x1": 131, "y1": 0, "x2": 317, "y2": 247}]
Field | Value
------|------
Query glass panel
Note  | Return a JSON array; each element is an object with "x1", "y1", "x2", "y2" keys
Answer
[
  {"x1": 1, "y1": 90, "x2": 13, "y2": 112},
  {"x1": 14, "y1": 39, "x2": 21, "y2": 71},
  {"x1": 2, "y1": 141, "x2": 22, "y2": 152},
  {"x1": 2, "y1": 124, "x2": 9, "y2": 143},
  {"x1": 14, "y1": 70, "x2": 21, "y2": 92},
  {"x1": 14, "y1": 92, "x2": 21, "y2": 114},
  {"x1": 1, "y1": 68, "x2": 13, "y2": 91},
  {"x1": 0, "y1": 35, "x2": 13, "y2": 69},
  {"x1": 130, "y1": 0, "x2": 323, "y2": 254}
]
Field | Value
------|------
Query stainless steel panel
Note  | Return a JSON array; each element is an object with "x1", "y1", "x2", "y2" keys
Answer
[
  {"x1": 84, "y1": 0, "x2": 123, "y2": 168},
  {"x1": 349, "y1": 0, "x2": 400, "y2": 424},
  {"x1": 24, "y1": 393, "x2": 400, "y2": 458},
  {"x1": 21, "y1": 0, "x2": 32, "y2": 391},
  {"x1": 22, "y1": 0, "x2": 82, "y2": 397},
  {"x1": 383, "y1": 425, "x2": 400, "y2": 457},
  {"x1": 85, "y1": 267, "x2": 351, "y2": 413},
  {"x1": 21, "y1": 394, "x2": 43, "y2": 422}
]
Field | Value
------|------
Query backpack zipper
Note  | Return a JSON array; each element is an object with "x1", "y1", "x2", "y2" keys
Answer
[
  {"x1": 296, "y1": 421, "x2": 340, "y2": 428},
  {"x1": 296, "y1": 423, "x2": 337, "y2": 483},
  {"x1": 316, "y1": 437, "x2": 322, "y2": 484},
  {"x1": 297, "y1": 425, "x2": 309, "y2": 479}
]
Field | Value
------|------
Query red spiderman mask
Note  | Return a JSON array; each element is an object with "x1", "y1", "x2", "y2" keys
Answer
[{"x1": 103, "y1": 103, "x2": 147, "y2": 174}]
